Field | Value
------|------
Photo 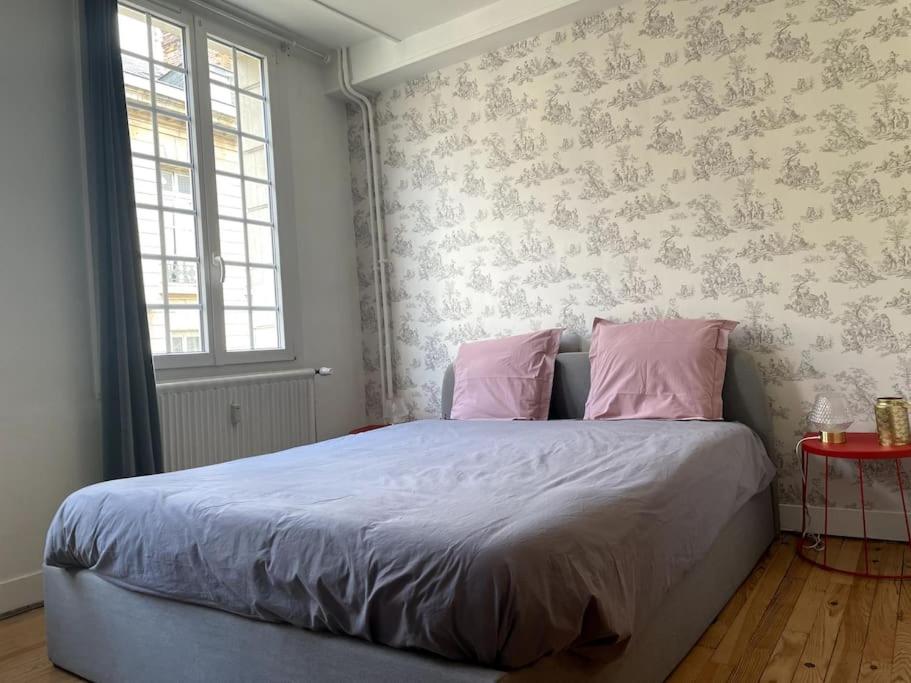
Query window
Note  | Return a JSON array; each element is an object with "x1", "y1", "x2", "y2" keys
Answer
[
  {"x1": 206, "y1": 38, "x2": 282, "y2": 352},
  {"x1": 117, "y1": 3, "x2": 287, "y2": 366}
]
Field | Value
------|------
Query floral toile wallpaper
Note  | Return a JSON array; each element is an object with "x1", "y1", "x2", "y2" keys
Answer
[{"x1": 346, "y1": 0, "x2": 911, "y2": 512}]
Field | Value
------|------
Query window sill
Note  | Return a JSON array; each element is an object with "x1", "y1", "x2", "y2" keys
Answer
[{"x1": 152, "y1": 347, "x2": 296, "y2": 372}]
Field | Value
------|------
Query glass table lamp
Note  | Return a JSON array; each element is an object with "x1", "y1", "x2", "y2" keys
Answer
[{"x1": 808, "y1": 393, "x2": 853, "y2": 444}]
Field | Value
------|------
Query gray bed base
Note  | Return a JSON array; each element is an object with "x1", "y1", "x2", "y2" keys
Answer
[
  {"x1": 46, "y1": 345, "x2": 776, "y2": 681},
  {"x1": 44, "y1": 486, "x2": 774, "y2": 683}
]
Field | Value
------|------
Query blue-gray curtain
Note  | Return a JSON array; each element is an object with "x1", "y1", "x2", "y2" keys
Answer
[{"x1": 83, "y1": 0, "x2": 163, "y2": 478}]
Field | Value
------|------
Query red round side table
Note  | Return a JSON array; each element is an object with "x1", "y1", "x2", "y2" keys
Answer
[
  {"x1": 798, "y1": 432, "x2": 911, "y2": 579},
  {"x1": 349, "y1": 424, "x2": 387, "y2": 435}
]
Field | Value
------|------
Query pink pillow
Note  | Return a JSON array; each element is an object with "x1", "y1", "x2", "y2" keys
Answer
[
  {"x1": 450, "y1": 329, "x2": 562, "y2": 420},
  {"x1": 584, "y1": 318, "x2": 738, "y2": 421}
]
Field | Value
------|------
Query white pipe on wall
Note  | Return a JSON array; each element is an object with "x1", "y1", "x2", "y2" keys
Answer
[
  {"x1": 336, "y1": 50, "x2": 385, "y2": 404},
  {"x1": 337, "y1": 49, "x2": 395, "y2": 408},
  {"x1": 335, "y1": 52, "x2": 379, "y2": 386},
  {"x1": 342, "y1": 49, "x2": 394, "y2": 403}
]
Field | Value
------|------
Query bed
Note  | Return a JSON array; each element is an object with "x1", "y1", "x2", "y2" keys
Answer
[{"x1": 43, "y1": 349, "x2": 777, "y2": 682}]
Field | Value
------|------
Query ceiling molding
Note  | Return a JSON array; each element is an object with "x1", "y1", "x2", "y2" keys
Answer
[
  {"x1": 326, "y1": 0, "x2": 621, "y2": 94},
  {"x1": 306, "y1": 0, "x2": 404, "y2": 42},
  {"x1": 181, "y1": 0, "x2": 333, "y2": 60}
]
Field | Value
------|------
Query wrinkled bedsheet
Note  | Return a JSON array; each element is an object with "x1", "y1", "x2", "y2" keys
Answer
[{"x1": 46, "y1": 419, "x2": 774, "y2": 668}]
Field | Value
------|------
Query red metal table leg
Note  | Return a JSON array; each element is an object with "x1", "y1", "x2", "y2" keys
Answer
[
  {"x1": 858, "y1": 458, "x2": 869, "y2": 575},
  {"x1": 801, "y1": 449, "x2": 808, "y2": 539},
  {"x1": 897, "y1": 459, "x2": 911, "y2": 578},
  {"x1": 824, "y1": 455, "x2": 829, "y2": 565}
]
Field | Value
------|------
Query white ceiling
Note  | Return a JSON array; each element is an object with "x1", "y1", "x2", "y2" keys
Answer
[{"x1": 223, "y1": 0, "x2": 503, "y2": 47}]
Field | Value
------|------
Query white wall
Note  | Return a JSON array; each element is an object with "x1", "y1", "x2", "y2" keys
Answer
[
  {"x1": 286, "y1": 54, "x2": 367, "y2": 439},
  {"x1": 0, "y1": 0, "x2": 101, "y2": 614},
  {"x1": 0, "y1": 1, "x2": 364, "y2": 614}
]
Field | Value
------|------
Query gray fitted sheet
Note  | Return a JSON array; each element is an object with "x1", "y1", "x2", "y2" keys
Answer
[{"x1": 45, "y1": 419, "x2": 774, "y2": 669}]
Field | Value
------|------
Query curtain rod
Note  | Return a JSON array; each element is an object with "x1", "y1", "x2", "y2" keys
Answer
[
  {"x1": 144, "y1": 0, "x2": 332, "y2": 63},
  {"x1": 188, "y1": 0, "x2": 331, "y2": 62}
]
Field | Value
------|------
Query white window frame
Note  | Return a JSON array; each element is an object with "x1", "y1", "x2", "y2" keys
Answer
[{"x1": 118, "y1": 0, "x2": 296, "y2": 371}]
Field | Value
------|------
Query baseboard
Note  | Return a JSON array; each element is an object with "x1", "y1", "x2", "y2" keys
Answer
[
  {"x1": 780, "y1": 504, "x2": 911, "y2": 542},
  {"x1": 0, "y1": 570, "x2": 44, "y2": 616},
  {"x1": 0, "y1": 602, "x2": 43, "y2": 621}
]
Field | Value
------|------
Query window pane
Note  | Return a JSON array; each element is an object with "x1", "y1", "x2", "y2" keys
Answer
[
  {"x1": 247, "y1": 224, "x2": 274, "y2": 265},
  {"x1": 206, "y1": 33, "x2": 283, "y2": 355},
  {"x1": 244, "y1": 180, "x2": 270, "y2": 222},
  {"x1": 223, "y1": 265, "x2": 248, "y2": 305},
  {"x1": 137, "y1": 208, "x2": 161, "y2": 255},
  {"x1": 128, "y1": 106, "x2": 155, "y2": 156},
  {"x1": 210, "y1": 84, "x2": 237, "y2": 129},
  {"x1": 122, "y1": 55, "x2": 152, "y2": 105},
  {"x1": 242, "y1": 137, "x2": 268, "y2": 180},
  {"x1": 169, "y1": 309, "x2": 202, "y2": 354},
  {"x1": 216, "y1": 173, "x2": 243, "y2": 217},
  {"x1": 157, "y1": 113, "x2": 190, "y2": 163},
  {"x1": 225, "y1": 309, "x2": 251, "y2": 351},
  {"x1": 213, "y1": 130, "x2": 240, "y2": 174},
  {"x1": 250, "y1": 267, "x2": 275, "y2": 307},
  {"x1": 120, "y1": 4, "x2": 205, "y2": 358},
  {"x1": 141, "y1": 258, "x2": 164, "y2": 304},
  {"x1": 148, "y1": 309, "x2": 167, "y2": 354},
  {"x1": 237, "y1": 51, "x2": 263, "y2": 95},
  {"x1": 154, "y1": 65, "x2": 187, "y2": 114},
  {"x1": 239, "y1": 93, "x2": 265, "y2": 137},
  {"x1": 118, "y1": 6, "x2": 148, "y2": 56},
  {"x1": 219, "y1": 220, "x2": 246, "y2": 262},
  {"x1": 163, "y1": 211, "x2": 197, "y2": 258},
  {"x1": 252, "y1": 310, "x2": 278, "y2": 349},
  {"x1": 132, "y1": 156, "x2": 158, "y2": 206},
  {"x1": 165, "y1": 260, "x2": 199, "y2": 305},
  {"x1": 160, "y1": 162, "x2": 193, "y2": 210},
  {"x1": 150, "y1": 17, "x2": 184, "y2": 67},
  {"x1": 207, "y1": 39, "x2": 234, "y2": 86}
]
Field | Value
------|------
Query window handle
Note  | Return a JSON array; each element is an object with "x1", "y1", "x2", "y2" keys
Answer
[{"x1": 212, "y1": 254, "x2": 226, "y2": 284}]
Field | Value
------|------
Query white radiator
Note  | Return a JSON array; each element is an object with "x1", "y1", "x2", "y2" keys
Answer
[{"x1": 156, "y1": 369, "x2": 316, "y2": 472}]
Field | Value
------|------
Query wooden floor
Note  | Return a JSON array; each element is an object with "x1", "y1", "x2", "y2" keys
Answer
[
  {"x1": 669, "y1": 534, "x2": 911, "y2": 683},
  {"x1": 0, "y1": 607, "x2": 74, "y2": 682},
  {"x1": 0, "y1": 535, "x2": 908, "y2": 682}
]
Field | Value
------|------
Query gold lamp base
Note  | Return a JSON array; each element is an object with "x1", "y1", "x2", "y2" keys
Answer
[{"x1": 820, "y1": 430, "x2": 847, "y2": 444}]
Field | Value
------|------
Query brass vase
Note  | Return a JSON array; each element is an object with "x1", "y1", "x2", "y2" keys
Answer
[{"x1": 875, "y1": 397, "x2": 911, "y2": 446}]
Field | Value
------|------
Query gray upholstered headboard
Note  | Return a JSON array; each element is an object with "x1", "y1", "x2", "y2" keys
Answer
[{"x1": 440, "y1": 348, "x2": 772, "y2": 449}]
